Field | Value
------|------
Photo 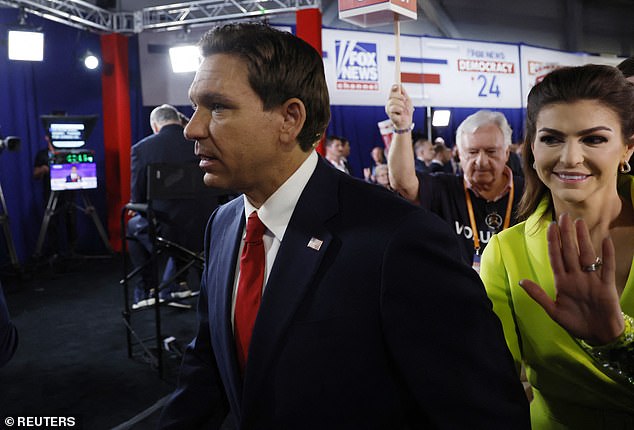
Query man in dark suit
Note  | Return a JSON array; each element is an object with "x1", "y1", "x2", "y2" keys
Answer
[
  {"x1": 158, "y1": 23, "x2": 529, "y2": 429},
  {"x1": 127, "y1": 104, "x2": 200, "y2": 308}
]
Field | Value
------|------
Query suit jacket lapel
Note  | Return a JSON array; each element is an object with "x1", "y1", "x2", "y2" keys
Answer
[
  {"x1": 208, "y1": 199, "x2": 245, "y2": 418},
  {"x1": 241, "y1": 159, "x2": 339, "y2": 410}
]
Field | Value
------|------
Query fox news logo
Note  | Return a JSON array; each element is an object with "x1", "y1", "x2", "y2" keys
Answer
[{"x1": 335, "y1": 40, "x2": 379, "y2": 91}]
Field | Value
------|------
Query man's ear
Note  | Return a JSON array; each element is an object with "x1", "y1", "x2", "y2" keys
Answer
[{"x1": 279, "y1": 98, "x2": 306, "y2": 147}]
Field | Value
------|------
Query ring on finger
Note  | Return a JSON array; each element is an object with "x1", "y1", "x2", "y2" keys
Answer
[{"x1": 582, "y1": 256, "x2": 603, "y2": 272}]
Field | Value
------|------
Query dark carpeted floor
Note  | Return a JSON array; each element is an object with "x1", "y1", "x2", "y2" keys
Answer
[{"x1": 0, "y1": 254, "x2": 199, "y2": 430}]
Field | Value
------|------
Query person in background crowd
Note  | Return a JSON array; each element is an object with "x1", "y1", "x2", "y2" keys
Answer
[
  {"x1": 507, "y1": 145, "x2": 524, "y2": 178},
  {"x1": 370, "y1": 145, "x2": 386, "y2": 165},
  {"x1": 373, "y1": 163, "x2": 392, "y2": 190},
  {"x1": 433, "y1": 136, "x2": 447, "y2": 151},
  {"x1": 449, "y1": 144, "x2": 462, "y2": 175},
  {"x1": 364, "y1": 145, "x2": 387, "y2": 182},
  {"x1": 413, "y1": 136, "x2": 434, "y2": 173},
  {"x1": 430, "y1": 141, "x2": 454, "y2": 174},
  {"x1": 158, "y1": 22, "x2": 529, "y2": 430},
  {"x1": 127, "y1": 104, "x2": 198, "y2": 309},
  {"x1": 0, "y1": 282, "x2": 17, "y2": 367},
  {"x1": 510, "y1": 141, "x2": 522, "y2": 156},
  {"x1": 481, "y1": 64, "x2": 634, "y2": 429},
  {"x1": 386, "y1": 85, "x2": 524, "y2": 269},
  {"x1": 33, "y1": 135, "x2": 54, "y2": 201},
  {"x1": 324, "y1": 135, "x2": 349, "y2": 174},
  {"x1": 340, "y1": 136, "x2": 353, "y2": 175}
]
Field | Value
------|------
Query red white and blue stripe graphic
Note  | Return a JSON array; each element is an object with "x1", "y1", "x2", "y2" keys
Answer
[{"x1": 387, "y1": 55, "x2": 446, "y2": 84}]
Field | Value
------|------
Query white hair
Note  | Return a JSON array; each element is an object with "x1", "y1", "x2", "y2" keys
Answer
[
  {"x1": 455, "y1": 110, "x2": 512, "y2": 150},
  {"x1": 150, "y1": 104, "x2": 181, "y2": 126}
]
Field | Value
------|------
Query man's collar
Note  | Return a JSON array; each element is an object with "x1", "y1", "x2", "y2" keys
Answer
[{"x1": 243, "y1": 150, "x2": 318, "y2": 241}]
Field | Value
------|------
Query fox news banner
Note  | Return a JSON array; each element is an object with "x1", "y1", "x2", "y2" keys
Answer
[{"x1": 322, "y1": 30, "x2": 522, "y2": 109}]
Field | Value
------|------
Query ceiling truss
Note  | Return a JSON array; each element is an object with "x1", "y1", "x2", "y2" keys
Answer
[{"x1": 0, "y1": 0, "x2": 320, "y2": 33}]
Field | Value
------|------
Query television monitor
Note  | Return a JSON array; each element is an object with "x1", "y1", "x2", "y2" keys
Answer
[
  {"x1": 49, "y1": 150, "x2": 98, "y2": 191},
  {"x1": 41, "y1": 115, "x2": 98, "y2": 149}
]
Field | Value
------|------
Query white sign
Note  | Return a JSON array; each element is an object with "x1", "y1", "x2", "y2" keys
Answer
[
  {"x1": 519, "y1": 45, "x2": 584, "y2": 107},
  {"x1": 417, "y1": 37, "x2": 521, "y2": 108},
  {"x1": 519, "y1": 44, "x2": 627, "y2": 107},
  {"x1": 323, "y1": 29, "x2": 522, "y2": 108},
  {"x1": 323, "y1": 29, "x2": 416, "y2": 105}
]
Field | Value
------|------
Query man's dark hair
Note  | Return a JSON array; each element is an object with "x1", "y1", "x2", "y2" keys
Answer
[
  {"x1": 325, "y1": 135, "x2": 342, "y2": 148},
  {"x1": 433, "y1": 142, "x2": 448, "y2": 155},
  {"x1": 617, "y1": 57, "x2": 634, "y2": 78},
  {"x1": 199, "y1": 22, "x2": 330, "y2": 152}
]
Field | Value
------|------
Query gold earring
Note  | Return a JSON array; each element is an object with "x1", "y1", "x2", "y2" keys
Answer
[{"x1": 620, "y1": 160, "x2": 631, "y2": 174}]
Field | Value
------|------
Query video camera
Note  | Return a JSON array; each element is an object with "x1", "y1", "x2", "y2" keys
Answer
[{"x1": 0, "y1": 135, "x2": 20, "y2": 153}]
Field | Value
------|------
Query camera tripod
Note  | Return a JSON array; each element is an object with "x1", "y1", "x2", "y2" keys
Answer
[
  {"x1": 34, "y1": 189, "x2": 112, "y2": 258},
  {"x1": 0, "y1": 181, "x2": 19, "y2": 269}
]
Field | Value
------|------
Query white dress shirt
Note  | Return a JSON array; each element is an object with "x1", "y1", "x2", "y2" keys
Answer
[{"x1": 230, "y1": 150, "x2": 318, "y2": 327}]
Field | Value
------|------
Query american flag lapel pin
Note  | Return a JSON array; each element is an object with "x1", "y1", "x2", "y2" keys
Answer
[{"x1": 307, "y1": 237, "x2": 323, "y2": 251}]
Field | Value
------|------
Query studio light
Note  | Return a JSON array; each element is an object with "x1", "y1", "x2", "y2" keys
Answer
[
  {"x1": 169, "y1": 45, "x2": 199, "y2": 73},
  {"x1": 432, "y1": 109, "x2": 451, "y2": 127},
  {"x1": 8, "y1": 9, "x2": 43, "y2": 62},
  {"x1": 8, "y1": 29, "x2": 44, "y2": 61},
  {"x1": 83, "y1": 51, "x2": 100, "y2": 70}
]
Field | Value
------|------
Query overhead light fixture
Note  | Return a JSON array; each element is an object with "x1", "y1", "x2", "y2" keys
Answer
[
  {"x1": 8, "y1": 29, "x2": 44, "y2": 61},
  {"x1": 82, "y1": 51, "x2": 100, "y2": 70},
  {"x1": 169, "y1": 45, "x2": 199, "y2": 73},
  {"x1": 8, "y1": 9, "x2": 44, "y2": 62},
  {"x1": 432, "y1": 109, "x2": 451, "y2": 127}
]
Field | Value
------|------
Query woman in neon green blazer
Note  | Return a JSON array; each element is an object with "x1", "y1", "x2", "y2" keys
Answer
[{"x1": 481, "y1": 64, "x2": 634, "y2": 429}]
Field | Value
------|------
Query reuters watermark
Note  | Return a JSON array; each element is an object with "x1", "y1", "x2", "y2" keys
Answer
[{"x1": 3, "y1": 416, "x2": 77, "y2": 428}]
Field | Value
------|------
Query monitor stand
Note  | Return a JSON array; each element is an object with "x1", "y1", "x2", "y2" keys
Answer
[{"x1": 34, "y1": 190, "x2": 112, "y2": 259}]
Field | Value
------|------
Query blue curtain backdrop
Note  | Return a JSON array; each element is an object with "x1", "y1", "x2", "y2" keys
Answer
[{"x1": 0, "y1": 8, "x2": 105, "y2": 265}]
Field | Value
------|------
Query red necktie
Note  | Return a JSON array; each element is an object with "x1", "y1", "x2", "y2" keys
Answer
[{"x1": 234, "y1": 211, "x2": 266, "y2": 374}]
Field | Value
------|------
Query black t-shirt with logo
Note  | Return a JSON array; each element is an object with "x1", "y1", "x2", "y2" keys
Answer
[{"x1": 417, "y1": 172, "x2": 524, "y2": 266}]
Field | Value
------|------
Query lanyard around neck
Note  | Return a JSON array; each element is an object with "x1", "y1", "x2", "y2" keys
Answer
[{"x1": 463, "y1": 179, "x2": 514, "y2": 255}]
